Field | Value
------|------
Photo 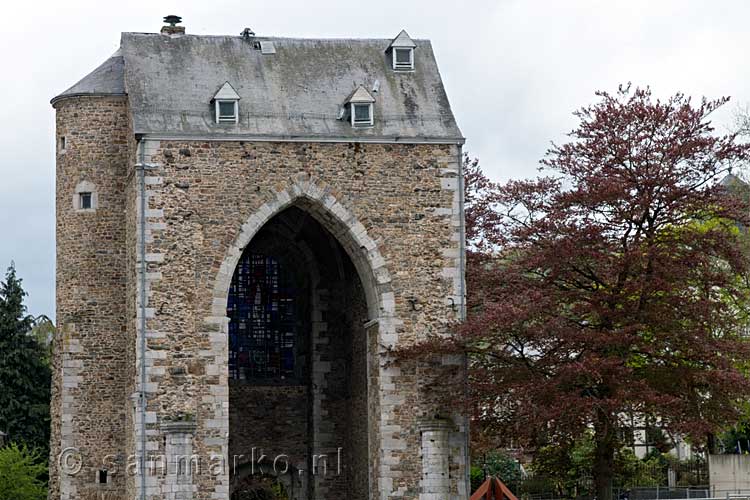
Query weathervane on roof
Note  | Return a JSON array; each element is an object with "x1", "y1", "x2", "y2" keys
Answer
[{"x1": 163, "y1": 15, "x2": 182, "y2": 27}]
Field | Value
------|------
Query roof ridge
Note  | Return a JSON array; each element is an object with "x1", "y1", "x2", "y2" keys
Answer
[{"x1": 121, "y1": 32, "x2": 431, "y2": 42}]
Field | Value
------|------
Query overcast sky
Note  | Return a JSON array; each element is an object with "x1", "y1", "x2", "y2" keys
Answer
[{"x1": 1, "y1": 0, "x2": 748, "y2": 319}]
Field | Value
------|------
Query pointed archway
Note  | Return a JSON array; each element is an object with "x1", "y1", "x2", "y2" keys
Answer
[{"x1": 210, "y1": 174, "x2": 396, "y2": 499}]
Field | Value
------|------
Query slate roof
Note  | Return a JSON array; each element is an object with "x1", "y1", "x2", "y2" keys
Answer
[
  {"x1": 52, "y1": 31, "x2": 463, "y2": 144},
  {"x1": 51, "y1": 49, "x2": 126, "y2": 103},
  {"x1": 720, "y1": 173, "x2": 749, "y2": 189}
]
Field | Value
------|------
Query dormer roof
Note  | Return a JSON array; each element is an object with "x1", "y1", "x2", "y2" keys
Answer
[
  {"x1": 213, "y1": 82, "x2": 240, "y2": 101},
  {"x1": 345, "y1": 85, "x2": 376, "y2": 104},
  {"x1": 388, "y1": 30, "x2": 417, "y2": 50}
]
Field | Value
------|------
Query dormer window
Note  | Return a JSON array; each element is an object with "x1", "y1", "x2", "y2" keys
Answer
[
  {"x1": 352, "y1": 103, "x2": 373, "y2": 127},
  {"x1": 212, "y1": 82, "x2": 241, "y2": 124},
  {"x1": 387, "y1": 29, "x2": 417, "y2": 72},
  {"x1": 393, "y1": 48, "x2": 414, "y2": 71},
  {"x1": 216, "y1": 100, "x2": 238, "y2": 123},
  {"x1": 343, "y1": 85, "x2": 376, "y2": 128}
]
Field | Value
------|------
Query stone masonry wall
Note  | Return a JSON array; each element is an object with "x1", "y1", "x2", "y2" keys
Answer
[
  {"x1": 134, "y1": 140, "x2": 466, "y2": 499},
  {"x1": 52, "y1": 96, "x2": 130, "y2": 500},
  {"x1": 347, "y1": 277, "x2": 370, "y2": 500}
]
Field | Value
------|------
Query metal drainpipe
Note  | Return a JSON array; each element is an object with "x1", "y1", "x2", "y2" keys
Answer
[
  {"x1": 456, "y1": 143, "x2": 471, "y2": 496},
  {"x1": 136, "y1": 139, "x2": 153, "y2": 500}
]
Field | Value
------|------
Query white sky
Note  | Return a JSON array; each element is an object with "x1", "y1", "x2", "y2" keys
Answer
[{"x1": 1, "y1": 0, "x2": 748, "y2": 318}]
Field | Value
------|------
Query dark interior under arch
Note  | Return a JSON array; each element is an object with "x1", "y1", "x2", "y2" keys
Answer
[{"x1": 228, "y1": 206, "x2": 370, "y2": 500}]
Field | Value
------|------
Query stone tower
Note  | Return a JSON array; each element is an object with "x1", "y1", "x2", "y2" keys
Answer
[{"x1": 51, "y1": 18, "x2": 467, "y2": 500}]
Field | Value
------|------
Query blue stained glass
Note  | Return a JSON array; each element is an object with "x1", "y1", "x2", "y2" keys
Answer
[{"x1": 227, "y1": 253, "x2": 297, "y2": 381}]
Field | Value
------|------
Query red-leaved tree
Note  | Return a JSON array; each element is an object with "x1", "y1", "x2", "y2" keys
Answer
[{"x1": 461, "y1": 86, "x2": 750, "y2": 499}]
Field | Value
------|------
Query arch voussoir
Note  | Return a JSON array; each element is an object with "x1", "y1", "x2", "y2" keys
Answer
[{"x1": 211, "y1": 177, "x2": 392, "y2": 324}]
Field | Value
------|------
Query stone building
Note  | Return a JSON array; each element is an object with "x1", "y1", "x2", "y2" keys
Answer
[{"x1": 50, "y1": 16, "x2": 467, "y2": 500}]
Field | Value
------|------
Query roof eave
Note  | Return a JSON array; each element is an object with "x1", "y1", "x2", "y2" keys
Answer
[
  {"x1": 50, "y1": 92, "x2": 128, "y2": 107},
  {"x1": 137, "y1": 131, "x2": 466, "y2": 145}
]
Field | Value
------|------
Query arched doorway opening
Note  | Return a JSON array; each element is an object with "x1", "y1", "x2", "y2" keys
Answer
[{"x1": 227, "y1": 206, "x2": 370, "y2": 499}]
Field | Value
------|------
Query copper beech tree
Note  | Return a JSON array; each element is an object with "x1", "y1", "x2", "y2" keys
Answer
[{"x1": 458, "y1": 86, "x2": 750, "y2": 499}]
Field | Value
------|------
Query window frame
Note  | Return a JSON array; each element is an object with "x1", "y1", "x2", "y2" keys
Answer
[
  {"x1": 215, "y1": 99, "x2": 239, "y2": 124},
  {"x1": 392, "y1": 47, "x2": 414, "y2": 71},
  {"x1": 351, "y1": 103, "x2": 374, "y2": 127},
  {"x1": 79, "y1": 192, "x2": 93, "y2": 210},
  {"x1": 73, "y1": 180, "x2": 97, "y2": 213}
]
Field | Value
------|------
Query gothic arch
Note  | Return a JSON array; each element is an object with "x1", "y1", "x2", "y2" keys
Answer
[
  {"x1": 210, "y1": 172, "x2": 395, "y2": 331},
  {"x1": 210, "y1": 172, "x2": 394, "y2": 498}
]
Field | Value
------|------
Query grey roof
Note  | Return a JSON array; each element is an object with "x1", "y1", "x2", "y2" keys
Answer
[
  {"x1": 52, "y1": 31, "x2": 463, "y2": 143},
  {"x1": 388, "y1": 30, "x2": 417, "y2": 49},
  {"x1": 720, "y1": 173, "x2": 748, "y2": 188},
  {"x1": 51, "y1": 50, "x2": 125, "y2": 105}
]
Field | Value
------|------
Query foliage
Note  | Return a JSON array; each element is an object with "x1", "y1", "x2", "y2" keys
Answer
[
  {"x1": 470, "y1": 466, "x2": 485, "y2": 493},
  {"x1": 529, "y1": 436, "x2": 691, "y2": 496},
  {"x1": 531, "y1": 434, "x2": 595, "y2": 498},
  {"x1": 0, "y1": 443, "x2": 47, "y2": 500},
  {"x1": 718, "y1": 420, "x2": 750, "y2": 453},
  {"x1": 615, "y1": 449, "x2": 664, "y2": 488},
  {"x1": 470, "y1": 450, "x2": 524, "y2": 492},
  {"x1": 28, "y1": 316, "x2": 54, "y2": 367},
  {"x1": 424, "y1": 86, "x2": 750, "y2": 500},
  {"x1": 644, "y1": 427, "x2": 673, "y2": 454},
  {"x1": 0, "y1": 264, "x2": 52, "y2": 453}
]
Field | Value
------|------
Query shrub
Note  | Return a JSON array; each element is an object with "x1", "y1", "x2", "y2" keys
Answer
[{"x1": 0, "y1": 443, "x2": 47, "y2": 500}]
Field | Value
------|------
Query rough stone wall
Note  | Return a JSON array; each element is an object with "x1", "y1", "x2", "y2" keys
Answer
[
  {"x1": 347, "y1": 277, "x2": 370, "y2": 500},
  {"x1": 52, "y1": 96, "x2": 130, "y2": 500},
  {"x1": 52, "y1": 128, "x2": 466, "y2": 499},
  {"x1": 228, "y1": 384, "x2": 308, "y2": 475},
  {"x1": 135, "y1": 140, "x2": 466, "y2": 500}
]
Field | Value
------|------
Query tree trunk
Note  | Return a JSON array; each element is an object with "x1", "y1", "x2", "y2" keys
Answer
[
  {"x1": 707, "y1": 432, "x2": 717, "y2": 455},
  {"x1": 593, "y1": 410, "x2": 616, "y2": 500}
]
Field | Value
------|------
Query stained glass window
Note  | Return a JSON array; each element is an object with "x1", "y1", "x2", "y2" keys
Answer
[{"x1": 228, "y1": 253, "x2": 298, "y2": 381}]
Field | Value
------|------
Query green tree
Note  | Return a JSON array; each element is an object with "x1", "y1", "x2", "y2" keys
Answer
[
  {"x1": 0, "y1": 443, "x2": 47, "y2": 500},
  {"x1": 28, "y1": 316, "x2": 54, "y2": 367},
  {"x1": 531, "y1": 434, "x2": 595, "y2": 498},
  {"x1": 0, "y1": 264, "x2": 51, "y2": 452},
  {"x1": 471, "y1": 450, "x2": 524, "y2": 492}
]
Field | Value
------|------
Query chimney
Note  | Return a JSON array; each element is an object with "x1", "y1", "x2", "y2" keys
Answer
[{"x1": 161, "y1": 15, "x2": 185, "y2": 35}]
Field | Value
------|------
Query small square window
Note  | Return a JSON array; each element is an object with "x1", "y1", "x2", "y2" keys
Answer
[
  {"x1": 352, "y1": 103, "x2": 372, "y2": 127},
  {"x1": 79, "y1": 192, "x2": 92, "y2": 210},
  {"x1": 217, "y1": 100, "x2": 237, "y2": 123},
  {"x1": 354, "y1": 104, "x2": 370, "y2": 122},
  {"x1": 393, "y1": 48, "x2": 414, "y2": 70}
]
